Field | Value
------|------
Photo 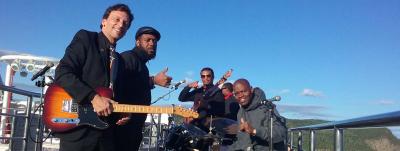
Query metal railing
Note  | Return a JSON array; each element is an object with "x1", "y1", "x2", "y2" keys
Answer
[
  {"x1": 289, "y1": 110, "x2": 400, "y2": 151},
  {"x1": 0, "y1": 84, "x2": 41, "y2": 151}
]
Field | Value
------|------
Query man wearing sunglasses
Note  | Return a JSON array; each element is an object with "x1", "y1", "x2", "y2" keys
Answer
[{"x1": 178, "y1": 67, "x2": 226, "y2": 131}]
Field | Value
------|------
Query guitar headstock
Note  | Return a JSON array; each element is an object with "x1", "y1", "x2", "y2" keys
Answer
[{"x1": 173, "y1": 106, "x2": 199, "y2": 118}]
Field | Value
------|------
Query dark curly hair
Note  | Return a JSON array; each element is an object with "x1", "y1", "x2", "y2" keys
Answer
[{"x1": 100, "y1": 3, "x2": 134, "y2": 29}]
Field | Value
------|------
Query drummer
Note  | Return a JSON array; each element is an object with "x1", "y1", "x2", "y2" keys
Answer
[{"x1": 178, "y1": 67, "x2": 229, "y2": 131}]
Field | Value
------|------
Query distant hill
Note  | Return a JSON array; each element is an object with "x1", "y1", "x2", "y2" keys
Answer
[
  {"x1": 287, "y1": 119, "x2": 400, "y2": 151},
  {"x1": 171, "y1": 117, "x2": 400, "y2": 150}
]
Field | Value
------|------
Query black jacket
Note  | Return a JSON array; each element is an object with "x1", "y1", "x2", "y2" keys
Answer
[
  {"x1": 224, "y1": 95, "x2": 240, "y2": 121},
  {"x1": 179, "y1": 85, "x2": 225, "y2": 118},
  {"x1": 54, "y1": 29, "x2": 119, "y2": 141},
  {"x1": 202, "y1": 85, "x2": 239, "y2": 121},
  {"x1": 113, "y1": 47, "x2": 154, "y2": 151},
  {"x1": 115, "y1": 47, "x2": 153, "y2": 105}
]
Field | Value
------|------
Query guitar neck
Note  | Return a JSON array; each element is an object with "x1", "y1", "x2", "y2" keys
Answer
[{"x1": 112, "y1": 104, "x2": 174, "y2": 114}]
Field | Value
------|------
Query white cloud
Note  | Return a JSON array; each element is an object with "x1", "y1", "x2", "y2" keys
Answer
[
  {"x1": 376, "y1": 99, "x2": 395, "y2": 105},
  {"x1": 264, "y1": 89, "x2": 291, "y2": 96},
  {"x1": 185, "y1": 71, "x2": 194, "y2": 77},
  {"x1": 279, "y1": 89, "x2": 290, "y2": 94},
  {"x1": 300, "y1": 88, "x2": 323, "y2": 97},
  {"x1": 277, "y1": 104, "x2": 333, "y2": 119}
]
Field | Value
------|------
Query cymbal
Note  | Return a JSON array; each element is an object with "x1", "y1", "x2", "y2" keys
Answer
[{"x1": 206, "y1": 118, "x2": 239, "y2": 135}]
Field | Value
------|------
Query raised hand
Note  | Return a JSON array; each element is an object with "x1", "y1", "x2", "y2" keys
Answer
[
  {"x1": 217, "y1": 69, "x2": 233, "y2": 85},
  {"x1": 188, "y1": 81, "x2": 199, "y2": 88},
  {"x1": 223, "y1": 69, "x2": 233, "y2": 79},
  {"x1": 154, "y1": 67, "x2": 172, "y2": 87}
]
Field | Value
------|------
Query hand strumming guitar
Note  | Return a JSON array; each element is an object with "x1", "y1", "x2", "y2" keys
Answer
[{"x1": 91, "y1": 94, "x2": 116, "y2": 117}]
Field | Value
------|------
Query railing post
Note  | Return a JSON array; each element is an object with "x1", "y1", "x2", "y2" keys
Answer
[
  {"x1": 310, "y1": 130, "x2": 316, "y2": 151},
  {"x1": 297, "y1": 131, "x2": 303, "y2": 151},
  {"x1": 290, "y1": 130, "x2": 294, "y2": 149},
  {"x1": 334, "y1": 128, "x2": 343, "y2": 151},
  {"x1": 9, "y1": 109, "x2": 17, "y2": 149},
  {"x1": 23, "y1": 96, "x2": 34, "y2": 151},
  {"x1": 148, "y1": 115, "x2": 153, "y2": 151}
]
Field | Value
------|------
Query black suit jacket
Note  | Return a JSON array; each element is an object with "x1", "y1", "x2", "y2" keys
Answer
[{"x1": 54, "y1": 29, "x2": 118, "y2": 141}]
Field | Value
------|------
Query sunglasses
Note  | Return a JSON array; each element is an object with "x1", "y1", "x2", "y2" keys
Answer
[{"x1": 201, "y1": 74, "x2": 212, "y2": 78}]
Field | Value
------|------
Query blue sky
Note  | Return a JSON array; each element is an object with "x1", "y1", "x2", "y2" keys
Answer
[{"x1": 1, "y1": 0, "x2": 399, "y2": 121}]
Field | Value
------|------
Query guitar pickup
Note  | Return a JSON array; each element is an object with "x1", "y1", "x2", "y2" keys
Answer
[{"x1": 62, "y1": 100, "x2": 78, "y2": 113}]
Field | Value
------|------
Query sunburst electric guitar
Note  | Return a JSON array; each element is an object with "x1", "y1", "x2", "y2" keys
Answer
[{"x1": 43, "y1": 84, "x2": 198, "y2": 132}]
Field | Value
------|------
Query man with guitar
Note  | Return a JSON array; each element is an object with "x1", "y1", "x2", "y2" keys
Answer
[
  {"x1": 114, "y1": 26, "x2": 172, "y2": 151},
  {"x1": 178, "y1": 68, "x2": 232, "y2": 132},
  {"x1": 53, "y1": 4, "x2": 133, "y2": 151}
]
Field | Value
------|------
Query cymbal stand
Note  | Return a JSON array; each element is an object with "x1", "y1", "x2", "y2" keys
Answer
[{"x1": 33, "y1": 76, "x2": 46, "y2": 151}]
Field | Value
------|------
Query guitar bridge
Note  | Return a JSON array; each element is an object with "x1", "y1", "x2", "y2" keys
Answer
[{"x1": 62, "y1": 99, "x2": 78, "y2": 113}]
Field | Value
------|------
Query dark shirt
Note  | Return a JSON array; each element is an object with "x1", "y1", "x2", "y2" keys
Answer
[
  {"x1": 115, "y1": 47, "x2": 153, "y2": 105},
  {"x1": 224, "y1": 95, "x2": 239, "y2": 121},
  {"x1": 179, "y1": 84, "x2": 225, "y2": 118}
]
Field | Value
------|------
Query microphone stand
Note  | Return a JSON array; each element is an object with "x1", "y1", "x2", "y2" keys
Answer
[
  {"x1": 151, "y1": 86, "x2": 180, "y2": 105},
  {"x1": 33, "y1": 76, "x2": 46, "y2": 151},
  {"x1": 150, "y1": 86, "x2": 180, "y2": 151},
  {"x1": 262, "y1": 101, "x2": 275, "y2": 151},
  {"x1": 268, "y1": 106, "x2": 273, "y2": 151}
]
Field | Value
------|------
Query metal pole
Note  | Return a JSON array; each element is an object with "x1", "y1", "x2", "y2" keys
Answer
[
  {"x1": 1, "y1": 65, "x2": 14, "y2": 138},
  {"x1": 148, "y1": 115, "x2": 153, "y2": 151},
  {"x1": 9, "y1": 109, "x2": 17, "y2": 150},
  {"x1": 35, "y1": 76, "x2": 45, "y2": 151},
  {"x1": 156, "y1": 113, "x2": 161, "y2": 151},
  {"x1": 267, "y1": 108, "x2": 274, "y2": 151},
  {"x1": 290, "y1": 130, "x2": 293, "y2": 149},
  {"x1": 23, "y1": 96, "x2": 34, "y2": 151},
  {"x1": 297, "y1": 131, "x2": 303, "y2": 151},
  {"x1": 310, "y1": 130, "x2": 316, "y2": 151},
  {"x1": 334, "y1": 128, "x2": 343, "y2": 151}
]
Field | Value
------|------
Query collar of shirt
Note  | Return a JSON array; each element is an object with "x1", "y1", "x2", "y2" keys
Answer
[
  {"x1": 224, "y1": 92, "x2": 233, "y2": 100},
  {"x1": 99, "y1": 32, "x2": 116, "y2": 53}
]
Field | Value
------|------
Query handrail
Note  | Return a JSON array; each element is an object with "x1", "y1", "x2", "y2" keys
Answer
[
  {"x1": 0, "y1": 84, "x2": 40, "y2": 151},
  {"x1": 0, "y1": 84, "x2": 41, "y2": 98},
  {"x1": 289, "y1": 110, "x2": 400, "y2": 151},
  {"x1": 290, "y1": 110, "x2": 400, "y2": 131}
]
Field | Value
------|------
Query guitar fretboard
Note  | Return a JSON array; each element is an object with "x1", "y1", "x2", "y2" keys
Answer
[{"x1": 113, "y1": 104, "x2": 174, "y2": 114}]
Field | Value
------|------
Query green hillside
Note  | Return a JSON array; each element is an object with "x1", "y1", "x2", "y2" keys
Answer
[{"x1": 287, "y1": 119, "x2": 400, "y2": 151}]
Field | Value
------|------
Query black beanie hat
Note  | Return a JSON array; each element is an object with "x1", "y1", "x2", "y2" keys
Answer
[{"x1": 135, "y1": 26, "x2": 161, "y2": 41}]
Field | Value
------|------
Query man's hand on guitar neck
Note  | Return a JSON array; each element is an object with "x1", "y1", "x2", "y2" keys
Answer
[{"x1": 91, "y1": 94, "x2": 116, "y2": 116}]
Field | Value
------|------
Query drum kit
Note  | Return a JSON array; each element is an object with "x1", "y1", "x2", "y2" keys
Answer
[{"x1": 164, "y1": 117, "x2": 238, "y2": 151}]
